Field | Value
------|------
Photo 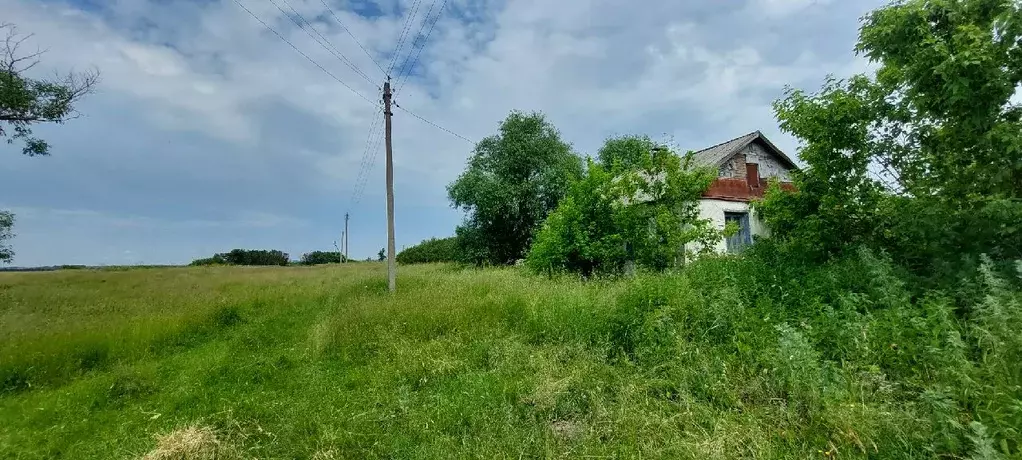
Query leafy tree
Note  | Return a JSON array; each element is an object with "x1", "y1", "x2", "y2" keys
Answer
[
  {"x1": 759, "y1": 0, "x2": 1022, "y2": 280},
  {"x1": 396, "y1": 237, "x2": 460, "y2": 265},
  {"x1": 0, "y1": 211, "x2": 13, "y2": 263},
  {"x1": 448, "y1": 111, "x2": 583, "y2": 266},
  {"x1": 596, "y1": 135, "x2": 660, "y2": 172},
  {"x1": 0, "y1": 24, "x2": 98, "y2": 264},
  {"x1": 299, "y1": 251, "x2": 344, "y2": 265},
  {"x1": 1, "y1": 23, "x2": 99, "y2": 156},
  {"x1": 377, "y1": 248, "x2": 385, "y2": 261},
  {"x1": 528, "y1": 136, "x2": 721, "y2": 276}
]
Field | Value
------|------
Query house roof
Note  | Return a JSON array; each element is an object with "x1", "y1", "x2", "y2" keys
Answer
[{"x1": 689, "y1": 130, "x2": 798, "y2": 170}]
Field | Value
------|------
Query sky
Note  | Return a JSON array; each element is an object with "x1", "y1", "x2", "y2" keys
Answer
[{"x1": 0, "y1": 0, "x2": 887, "y2": 266}]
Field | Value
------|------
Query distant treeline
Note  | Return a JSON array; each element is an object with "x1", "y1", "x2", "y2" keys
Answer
[
  {"x1": 190, "y1": 249, "x2": 290, "y2": 266},
  {"x1": 189, "y1": 249, "x2": 352, "y2": 266}
]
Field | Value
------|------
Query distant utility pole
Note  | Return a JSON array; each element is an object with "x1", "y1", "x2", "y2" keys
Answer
[
  {"x1": 344, "y1": 212, "x2": 350, "y2": 263},
  {"x1": 384, "y1": 77, "x2": 396, "y2": 293}
]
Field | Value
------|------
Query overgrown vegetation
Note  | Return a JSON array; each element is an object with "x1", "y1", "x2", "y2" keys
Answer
[
  {"x1": 527, "y1": 136, "x2": 723, "y2": 276},
  {"x1": 448, "y1": 111, "x2": 582, "y2": 266},
  {"x1": 758, "y1": 0, "x2": 1022, "y2": 287},
  {"x1": 396, "y1": 237, "x2": 460, "y2": 265},
  {"x1": 3, "y1": 0, "x2": 1021, "y2": 458},
  {"x1": 298, "y1": 251, "x2": 344, "y2": 265},
  {"x1": 189, "y1": 249, "x2": 290, "y2": 266},
  {"x1": 2, "y1": 252, "x2": 1020, "y2": 458}
]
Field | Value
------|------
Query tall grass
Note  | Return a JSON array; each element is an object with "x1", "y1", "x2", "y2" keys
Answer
[{"x1": 0, "y1": 256, "x2": 1019, "y2": 458}]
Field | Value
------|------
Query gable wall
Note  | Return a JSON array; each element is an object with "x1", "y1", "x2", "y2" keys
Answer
[
  {"x1": 742, "y1": 142, "x2": 791, "y2": 181},
  {"x1": 718, "y1": 153, "x2": 747, "y2": 178},
  {"x1": 717, "y1": 141, "x2": 791, "y2": 181}
]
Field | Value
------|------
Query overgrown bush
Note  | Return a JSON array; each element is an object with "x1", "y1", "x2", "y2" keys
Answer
[
  {"x1": 299, "y1": 251, "x2": 344, "y2": 265},
  {"x1": 396, "y1": 237, "x2": 460, "y2": 265},
  {"x1": 605, "y1": 245, "x2": 1022, "y2": 457},
  {"x1": 527, "y1": 137, "x2": 721, "y2": 276}
]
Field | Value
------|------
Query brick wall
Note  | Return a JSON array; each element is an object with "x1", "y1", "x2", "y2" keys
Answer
[{"x1": 718, "y1": 154, "x2": 747, "y2": 179}]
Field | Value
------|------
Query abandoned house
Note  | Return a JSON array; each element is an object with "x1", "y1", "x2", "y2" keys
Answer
[{"x1": 688, "y1": 130, "x2": 798, "y2": 253}]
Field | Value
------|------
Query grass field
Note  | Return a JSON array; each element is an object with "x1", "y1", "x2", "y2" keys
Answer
[{"x1": 1, "y1": 260, "x2": 1019, "y2": 459}]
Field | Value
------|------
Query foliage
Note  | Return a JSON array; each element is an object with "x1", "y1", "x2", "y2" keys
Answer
[
  {"x1": 595, "y1": 135, "x2": 659, "y2": 171},
  {"x1": 189, "y1": 249, "x2": 289, "y2": 267},
  {"x1": 0, "y1": 23, "x2": 98, "y2": 156},
  {"x1": 396, "y1": 237, "x2": 460, "y2": 265},
  {"x1": 448, "y1": 111, "x2": 583, "y2": 266},
  {"x1": 377, "y1": 248, "x2": 385, "y2": 261},
  {"x1": 298, "y1": 251, "x2": 344, "y2": 265},
  {"x1": 759, "y1": 0, "x2": 1022, "y2": 282},
  {"x1": 188, "y1": 255, "x2": 226, "y2": 266},
  {"x1": 526, "y1": 159, "x2": 625, "y2": 276},
  {"x1": 527, "y1": 136, "x2": 720, "y2": 276},
  {"x1": 0, "y1": 24, "x2": 98, "y2": 266},
  {"x1": 0, "y1": 210, "x2": 13, "y2": 263}
]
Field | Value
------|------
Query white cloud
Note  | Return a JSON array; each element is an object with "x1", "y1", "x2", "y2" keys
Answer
[
  {"x1": 1, "y1": 0, "x2": 887, "y2": 265},
  {"x1": 751, "y1": 0, "x2": 834, "y2": 18}
]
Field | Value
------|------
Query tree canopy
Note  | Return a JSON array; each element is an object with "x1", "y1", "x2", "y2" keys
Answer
[
  {"x1": 1, "y1": 23, "x2": 98, "y2": 156},
  {"x1": 758, "y1": 0, "x2": 1022, "y2": 283},
  {"x1": 0, "y1": 23, "x2": 97, "y2": 263},
  {"x1": 448, "y1": 111, "x2": 582, "y2": 265}
]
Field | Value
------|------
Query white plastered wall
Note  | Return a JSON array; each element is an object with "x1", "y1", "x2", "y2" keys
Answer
[{"x1": 687, "y1": 199, "x2": 769, "y2": 254}]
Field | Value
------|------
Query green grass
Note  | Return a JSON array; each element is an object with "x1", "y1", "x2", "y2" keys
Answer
[{"x1": 0, "y1": 259, "x2": 1019, "y2": 459}]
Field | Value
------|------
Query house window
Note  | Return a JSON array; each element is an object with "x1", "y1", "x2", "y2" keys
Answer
[{"x1": 724, "y1": 212, "x2": 752, "y2": 253}]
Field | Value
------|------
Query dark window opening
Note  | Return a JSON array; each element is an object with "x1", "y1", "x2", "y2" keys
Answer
[{"x1": 724, "y1": 212, "x2": 752, "y2": 253}]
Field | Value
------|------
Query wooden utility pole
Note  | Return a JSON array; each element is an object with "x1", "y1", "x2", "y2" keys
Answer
[
  {"x1": 384, "y1": 77, "x2": 396, "y2": 293},
  {"x1": 344, "y1": 212, "x2": 349, "y2": 263}
]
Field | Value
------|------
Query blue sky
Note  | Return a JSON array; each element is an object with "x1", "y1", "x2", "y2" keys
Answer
[{"x1": 1, "y1": 0, "x2": 885, "y2": 266}]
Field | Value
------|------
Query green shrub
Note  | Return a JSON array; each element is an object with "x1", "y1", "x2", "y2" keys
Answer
[
  {"x1": 527, "y1": 138, "x2": 721, "y2": 277},
  {"x1": 299, "y1": 251, "x2": 344, "y2": 265},
  {"x1": 396, "y1": 237, "x2": 460, "y2": 265}
]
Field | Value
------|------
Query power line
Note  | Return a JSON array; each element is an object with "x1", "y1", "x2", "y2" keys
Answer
[
  {"x1": 350, "y1": 109, "x2": 381, "y2": 201},
  {"x1": 231, "y1": 0, "x2": 378, "y2": 106},
  {"x1": 394, "y1": 102, "x2": 474, "y2": 144},
  {"x1": 272, "y1": 0, "x2": 375, "y2": 85},
  {"x1": 387, "y1": 0, "x2": 423, "y2": 76},
  {"x1": 351, "y1": 121, "x2": 386, "y2": 206},
  {"x1": 351, "y1": 120, "x2": 384, "y2": 203},
  {"x1": 349, "y1": 109, "x2": 384, "y2": 207},
  {"x1": 395, "y1": 0, "x2": 448, "y2": 95},
  {"x1": 393, "y1": 0, "x2": 435, "y2": 81},
  {"x1": 317, "y1": 0, "x2": 388, "y2": 78}
]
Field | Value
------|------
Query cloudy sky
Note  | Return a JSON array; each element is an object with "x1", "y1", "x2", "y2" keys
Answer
[{"x1": 1, "y1": 0, "x2": 885, "y2": 266}]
